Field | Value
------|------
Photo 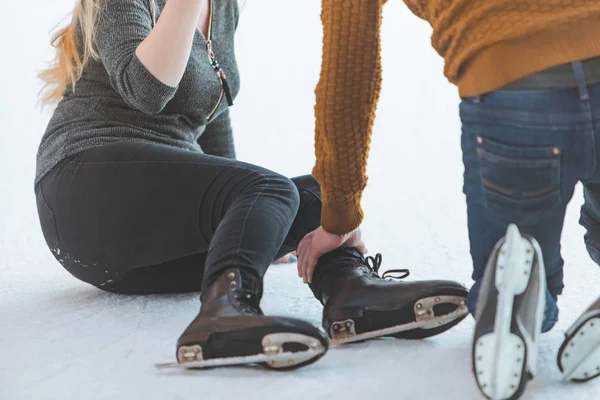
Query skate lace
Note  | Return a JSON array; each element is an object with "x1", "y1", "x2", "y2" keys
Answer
[
  {"x1": 233, "y1": 274, "x2": 263, "y2": 315},
  {"x1": 365, "y1": 253, "x2": 410, "y2": 281}
]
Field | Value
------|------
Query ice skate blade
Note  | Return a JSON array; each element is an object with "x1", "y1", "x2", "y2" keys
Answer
[
  {"x1": 560, "y1": 317, "x2": 600, "y2": 382},
  {"x1": 155, "y1": 349, "x2": 325, "y2": 370},
  {"x1": 330, "y1": 304, "x2": 468, "y2": 346},
  {"x1": 157, "y1": 332, "x2": 325, "y2": 370}
]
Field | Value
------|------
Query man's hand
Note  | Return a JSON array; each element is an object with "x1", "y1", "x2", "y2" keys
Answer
[{"x1": 297, "y1": 227, "x2": 367, "y2": 284}]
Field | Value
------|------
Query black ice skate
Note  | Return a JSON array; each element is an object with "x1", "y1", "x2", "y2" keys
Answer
[
  {"x1": 558, "y1": 296, "x2": 600, "y2": 382},
  {"x1": 159, "y1": 269, "x2": 328, "y2": 370},
  {"x1": 472, "y1": 224, "x2": 546, "y2": 400},
  {"x1": 313, "y1": 249, "x2": 468, "y2": 345}
]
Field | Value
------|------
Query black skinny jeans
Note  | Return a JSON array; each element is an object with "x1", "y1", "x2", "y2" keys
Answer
[{"x1": 35, "y1": 142, "x2": 323, "y2": 295}]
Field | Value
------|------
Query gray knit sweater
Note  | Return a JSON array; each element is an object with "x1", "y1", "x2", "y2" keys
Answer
[{"x1": 35, "y1": 0, "x2": 240, "y2": 185}]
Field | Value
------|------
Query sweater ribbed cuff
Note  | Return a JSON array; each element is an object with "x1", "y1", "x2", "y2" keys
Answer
[{"x1": 321, "y1": 198, "x2": 364, "y2": 236}]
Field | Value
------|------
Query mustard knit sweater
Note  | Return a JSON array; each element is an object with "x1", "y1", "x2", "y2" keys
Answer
[{"x1": 313, "y1": 0, "x2": 600, "y2": 235}]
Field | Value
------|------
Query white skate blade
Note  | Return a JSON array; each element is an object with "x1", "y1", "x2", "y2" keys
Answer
[
  {"x1": 330, "y1": 304, "x2": 468, "y2": 346},
  {"x1": 156, "y1": 332, "x2": 326, "y2": 370},
  {"x1": 560, "y1": 317, "x2": 600, "y2": 382},
  {"x1": 474, "y1": 224, "x2": 545, "y2": 400}
]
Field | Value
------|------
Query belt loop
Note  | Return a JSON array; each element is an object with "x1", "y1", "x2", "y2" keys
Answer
[
  {"x1": 572, "y1": 61, "x2": 590, "y2": 101},
  {"x1": 472, "y1": 95, "x2": 482, "y2": 104}
]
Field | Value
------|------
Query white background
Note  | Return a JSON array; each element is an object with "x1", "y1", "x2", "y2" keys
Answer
[{"x1": 1, "y1": 0, "x2": 599, "y2": 399}]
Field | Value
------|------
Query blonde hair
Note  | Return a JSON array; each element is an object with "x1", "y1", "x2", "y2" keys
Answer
[{"x1": 39, "y1": 0, "x2": 157, "y2": 104}]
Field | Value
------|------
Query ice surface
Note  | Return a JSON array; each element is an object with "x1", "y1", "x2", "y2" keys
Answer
[{"x1": 1, "y1": 1, "x2": 599, "y2": 399}]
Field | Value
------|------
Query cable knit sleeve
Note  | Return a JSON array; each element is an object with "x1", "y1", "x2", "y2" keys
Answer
[
  {"x1": 312, "y1": 0, "x2": 385, "y2": 235},
  {"x1": 403, "y1": 0, "x2": 427, "y2": 20}
]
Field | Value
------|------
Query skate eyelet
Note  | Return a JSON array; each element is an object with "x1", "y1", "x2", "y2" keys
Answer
[{"x1": 228, "y1": 272, "x2": 235, "y2": 279}]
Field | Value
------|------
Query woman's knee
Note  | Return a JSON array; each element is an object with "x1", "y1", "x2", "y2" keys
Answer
[
  {"x1": 245, "y1": 170, "x2": 301, "y2": 215},
  {"x1": 274, "y1": 174, "x2": 301, "y2": 214}
]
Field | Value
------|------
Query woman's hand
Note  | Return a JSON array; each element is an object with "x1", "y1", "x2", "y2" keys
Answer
[{"x1": 297, "y1": 227, "x2": 367, "y2": 284}]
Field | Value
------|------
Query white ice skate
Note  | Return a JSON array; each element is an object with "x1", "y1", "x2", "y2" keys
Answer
[
  {"x1": 472, "y1": 224, "x2": 546, "y2": 400},
  {"x1": 558, "y1": 296, "x2": 600, "y2": 383}
]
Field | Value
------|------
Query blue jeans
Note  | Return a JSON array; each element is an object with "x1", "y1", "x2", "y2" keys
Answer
[{"x1": 460, "y1": 62, "x2": 600, "y2": 333}]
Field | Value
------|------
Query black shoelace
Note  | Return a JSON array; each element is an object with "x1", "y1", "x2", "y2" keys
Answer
[{"x1": 365, "y1": 253, "x2": 411, "y2": 280}]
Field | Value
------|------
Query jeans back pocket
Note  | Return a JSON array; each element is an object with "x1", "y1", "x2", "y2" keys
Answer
[{"x1": 476, "y1": 135, "x2": 562, "y2": 221}]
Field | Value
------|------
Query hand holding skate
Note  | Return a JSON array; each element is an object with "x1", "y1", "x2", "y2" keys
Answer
[{"x1": 297, "y1": 226, "x2": 367, "y2": 284}]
